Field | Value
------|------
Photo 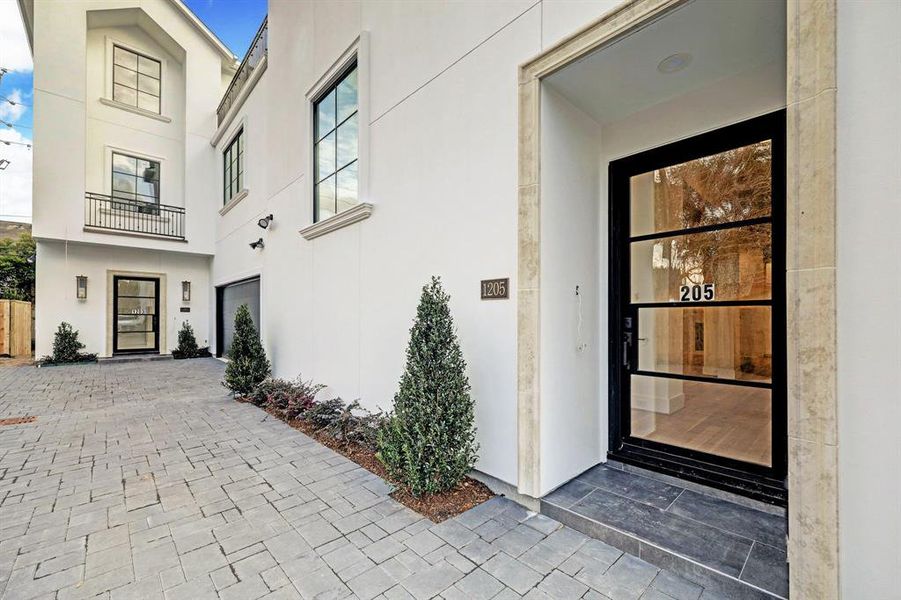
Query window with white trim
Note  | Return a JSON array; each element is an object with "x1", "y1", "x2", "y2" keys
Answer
[
  {"x1": 113, "y1": 45, "x2": 161, "y2": 114},
  {"x1": 223, "y1": 128, "x2": 244, "y2": 204},
  {"x1": 313, "y1": 62, "x2": 358, "y2": 222}
]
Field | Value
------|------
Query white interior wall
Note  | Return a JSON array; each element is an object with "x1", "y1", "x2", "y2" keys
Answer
[
  {"x1": 539, "y1": 86, "x2": 604, "y2": 494},
  {"x1": 836, "y1": 1, "x2": 901, "y2": 596}
]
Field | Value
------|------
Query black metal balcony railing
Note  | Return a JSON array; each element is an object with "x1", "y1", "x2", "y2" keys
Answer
[
  {"x1": 85, "y1": 192, "x2": 185, "y2": 240},
  {"x1": 217, "y1": 17, "x2": 268, "y2": 125}
]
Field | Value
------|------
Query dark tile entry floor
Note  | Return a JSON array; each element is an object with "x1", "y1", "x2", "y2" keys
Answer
[{"x1": 541, "y1": 463, "x2": 788, "y2": 599}]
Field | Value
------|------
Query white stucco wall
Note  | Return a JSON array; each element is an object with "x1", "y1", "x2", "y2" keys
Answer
[
  {"x1": 836, "y1": 1, "x2": 901, "y2": 596},
  {"x1": 35, "y1": 240, "x2": 210, "y2": 358},
  {"x1": 31, "y1": 0, "x2": 227, "y2": 256}
]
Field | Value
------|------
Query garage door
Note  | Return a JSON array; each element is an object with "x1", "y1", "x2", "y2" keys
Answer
[{"x1": 217, "y1": 277, "x2": 261, "y2": 357}]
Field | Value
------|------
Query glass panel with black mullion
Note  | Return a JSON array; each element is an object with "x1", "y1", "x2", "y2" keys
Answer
[
  {"x1": 626, "y1": 136, "x2": 776, "y2": 469},
  {"x1": 112, "y1": 152, "x2": 160, "y2": 208},
  {"x1": 112, "y1": 46, "x2": 161, "y2": 114},
  {"x1": 313, "y1": 63, "x2": 358, "y2": 222},
  {"x1": 223, "y1": 129, "x2": 244, "y2": 204}
]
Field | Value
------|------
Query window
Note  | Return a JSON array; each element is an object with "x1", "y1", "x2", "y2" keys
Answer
[
  {"x1": 313, "y1": 63, "x2": 358, "y2": 222},
  {"x1": 112, "y1": 152, "x2": 160, "y2": 204},
  {"x1": 113, "y1": 45, "x2": 161, "y2": 114},
  {"x1": 223, "y1": 128, "x2": 244, "y2": 204}
]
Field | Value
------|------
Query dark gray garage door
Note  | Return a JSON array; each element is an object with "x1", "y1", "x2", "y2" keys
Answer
[{"x1": 217, "y1": 277, "x2": 260, "y2": 357}]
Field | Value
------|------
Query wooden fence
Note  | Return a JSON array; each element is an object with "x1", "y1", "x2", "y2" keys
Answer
[{"x1": 0, "y1": 300, "x2": 33, "y2": 357}]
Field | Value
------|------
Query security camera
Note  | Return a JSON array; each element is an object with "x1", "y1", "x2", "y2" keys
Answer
[
  {"x1": 249, "y1": 238, "x2": 264, "y2": 250},
  {"x1": 257, "y1": 214, "x2": 273, "y2": 229}
]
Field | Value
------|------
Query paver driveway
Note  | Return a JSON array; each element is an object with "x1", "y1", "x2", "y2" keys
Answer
[{"x1": 0, "y1": 359, "x2": 714, "y2": 600}]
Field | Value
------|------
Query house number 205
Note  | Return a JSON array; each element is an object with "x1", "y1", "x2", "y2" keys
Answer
[{"x1": 679, "y1": 283, "x2": 715, "y2": 302}]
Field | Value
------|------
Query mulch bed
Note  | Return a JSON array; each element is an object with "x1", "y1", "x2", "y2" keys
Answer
[
  {"x1": 247, "y1": 401, "x2": 495, "y2": 522},
  {"x1": 0, "y1": 416, "x2": 37, "y2": 426}
]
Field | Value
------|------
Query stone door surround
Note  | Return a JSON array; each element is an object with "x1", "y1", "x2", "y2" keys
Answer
[{"x1": 515, "y1": 1, "x2": 837, "y2": 598}]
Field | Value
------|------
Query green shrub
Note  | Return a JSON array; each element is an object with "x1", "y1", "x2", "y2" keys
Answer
[
  {"x1": 324, "y1": 400, "x2": 382, "y2": 450},
  {"x1": 305, "y1": 398, "x2": 345, "y2": 430},
  {"x1": 43, "y1": 322, "x2": 96, "y2": 364},
  {"x1": 377, "y1": 276, "x2": 478, "y2": 497},
  {"x1": 251, "y1": 376, "x2": 324, "y2": 420},
  {"x1": 223, "y1": 304, "x2": 270, "y2": 396},
  {"x1": 173, "y1": 321, "x2": 200, "y2": 358}
]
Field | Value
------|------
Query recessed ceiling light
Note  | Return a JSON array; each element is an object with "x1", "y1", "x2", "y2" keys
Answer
[{"x1": 657, "y1": 52, "x2": 692, "y2": 74}]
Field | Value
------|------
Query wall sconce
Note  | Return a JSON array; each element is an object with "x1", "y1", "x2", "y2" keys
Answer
[
  {"x1": 181, "y1": 281, "x2": 191, "y2": 302},
  {"x1": 257, "y1": 214, "x2": 273, "y2": 229},
  {"x1": 76, "y1": 275, "x2": 87, "y2": 300},
  {"x1": 249, "y1": 238, "x2": 264, "y2": 250}
]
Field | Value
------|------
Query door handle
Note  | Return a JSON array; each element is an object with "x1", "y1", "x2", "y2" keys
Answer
[{"x1": 623, "y1": 332, "x2": 632, "y2": 369}]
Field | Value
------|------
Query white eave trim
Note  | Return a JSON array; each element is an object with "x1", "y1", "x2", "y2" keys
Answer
[
  {"x1": 169, "y1": 0, "x2": 236, "y2": 63},
  {"x1": 211, "y1": 54, "x2": 267, "y2": 146},
  {"x1": 299, "y1": 203, "x2": 373, "y2": 240}
]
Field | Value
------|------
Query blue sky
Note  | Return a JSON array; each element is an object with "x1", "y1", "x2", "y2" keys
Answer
[
  {"x1": 184, "y1": 0, "x2": 268, "y2": 58},
  {"x1": 0, "y1": 0, "x2": 266, "y2": 222}
]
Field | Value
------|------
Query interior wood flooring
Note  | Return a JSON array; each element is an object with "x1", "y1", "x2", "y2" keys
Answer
[{"x1": 631, "y1": 381, "x2": 771, "y2": 466}]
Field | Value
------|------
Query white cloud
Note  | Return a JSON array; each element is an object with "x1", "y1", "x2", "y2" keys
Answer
[
  {"x1": 0, "y1": 0, "x2": 32, "y2": 73},
  {"x1": 0, "y1": 89, "x2": 27, "y2": 122},
  {"x1": 0, "y1": 128, "x2": 32, "y2": 222}
]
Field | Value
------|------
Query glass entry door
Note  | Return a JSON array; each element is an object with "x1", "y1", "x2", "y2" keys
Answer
[
  {"x1": 113, "y1": 276, "x2": 160, "y2": 354},
  {"x1": 609, "y1": 112, "x2": 786, "y2": 498}
]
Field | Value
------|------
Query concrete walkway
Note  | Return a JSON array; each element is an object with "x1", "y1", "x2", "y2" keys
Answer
[{"x1": 0, "y1": 359, "x2": 716, "y2": 600}]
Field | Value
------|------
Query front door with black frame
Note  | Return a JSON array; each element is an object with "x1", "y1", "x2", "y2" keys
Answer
[
  {"x1": 113, "y1": 276, "x2": 160, "y2": 354},
  {"x1": 609, "y1": 111, "x2": 787, "y2": 504}
]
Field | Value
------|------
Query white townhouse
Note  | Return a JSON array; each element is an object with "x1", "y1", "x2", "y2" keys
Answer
[{"x1": 19, "y1": 1, "x2": 900, "y2": 599}]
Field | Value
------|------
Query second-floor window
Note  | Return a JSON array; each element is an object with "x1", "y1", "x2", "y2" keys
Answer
[
  {"x1": 113, "y1": 45, "x2": 161, "y2": 114},
  {"x1": 313, "y1": 62, "x2": 358, "y2": 222},
  {"x1": 112, "y1": 152, "x2": 160, "y2": 204},
  {"x1": 223, "y1": 128, "x2": 244, "y2": 204}
]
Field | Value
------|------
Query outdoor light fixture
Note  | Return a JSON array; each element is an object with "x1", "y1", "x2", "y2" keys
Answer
[
  {"x1": 657, "y1": 52, "x2": 692, "y2": 74},
  {"x1": 76, "y1": 275, "x2": 87, "y2": 300},
  {"x1": 181, "y1": 281, "x2": 191, "y2": 302},
  {"x1": 0, "y1": 159, "x2": 9, "y2": 170},
  {"x1": 257, "y1": 214, "x2": 274, "y2": 229},
  {"x1": 249, "y1": 238, "x2": 264, "y2": 250}
]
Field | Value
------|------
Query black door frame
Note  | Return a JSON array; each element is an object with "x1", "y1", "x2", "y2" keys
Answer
[
  {"x1": 112, "y1": 275, "x2": 160, "y2": 355},
  {"x1": 608, "y1": 111, "x2": 787, "y2": 505},
  {"x1": 215, "y1": 275, "x2": 261, "y2": 358}
]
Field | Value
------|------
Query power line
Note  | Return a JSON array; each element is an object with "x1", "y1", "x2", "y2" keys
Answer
[
  {"x1": 0, "y1": 139, "x2": 32, "y2": 148},
  {"x1": 0, "y1": 119, "x2": 30, "y2": 130},
  {"x1": 0, "y1": 95, "x2": 31, "y2": 108}
]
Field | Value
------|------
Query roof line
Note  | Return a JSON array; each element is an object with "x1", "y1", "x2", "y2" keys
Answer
[{"x1": 166, "y1": 0, "x2": 237, "y2": 64}]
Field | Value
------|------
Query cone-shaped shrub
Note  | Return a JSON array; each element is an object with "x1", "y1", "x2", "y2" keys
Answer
[
  {"x1": 378, "y1": 276, "x2": 478, "y2": 497},
  {"x1": 51, "y1": 322, "x2": 85, "y2": 362},
  {"x1": 175, "y1": 321, "x2": 199, "y2": 357},
  {"x1": 223, "y1": 304, "x2": 270, "y2": 396}
]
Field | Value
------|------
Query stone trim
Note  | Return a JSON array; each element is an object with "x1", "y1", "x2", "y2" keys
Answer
[
  {"x1": 299, "y1": 202, "x2": 373, "y2": 240},
  {"x1": 516, "y1": 1, "x2": 838, "y2": 597}
]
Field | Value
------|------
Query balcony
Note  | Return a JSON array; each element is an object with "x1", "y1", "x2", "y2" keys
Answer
[
  {"x1": 217, "y1": 17, "x2": 268, "y2": 125},
  {"x1": 84, "y1": 192, "x2": 185, "y2": 240}
]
